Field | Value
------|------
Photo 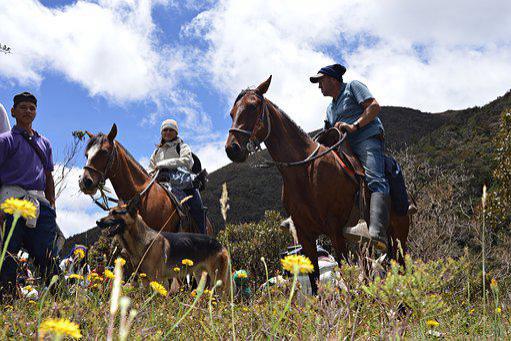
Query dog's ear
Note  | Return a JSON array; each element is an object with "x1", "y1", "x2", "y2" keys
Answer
[{"x1": 127, "y1": 194, "x2": 141, "y2": 217}]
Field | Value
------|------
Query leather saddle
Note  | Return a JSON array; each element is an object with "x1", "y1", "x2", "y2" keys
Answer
[
  {"x1": 157, "y1": 182, "x2": 197, "y2": 232},
  {"x1": 314, "y1": 128, "x2": 365, "y2": 180}
]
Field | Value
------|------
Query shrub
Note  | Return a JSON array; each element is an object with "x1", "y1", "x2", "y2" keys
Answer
[{"x1": 217, "y1": 211, "x2": 292, "y2": 285}]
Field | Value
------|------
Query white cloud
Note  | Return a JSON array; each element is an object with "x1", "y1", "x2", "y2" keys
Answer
[
  {"x1": 185, "y1": 0, "x2": 511, "y2": 135},
  {"x1": 0, "y1": 0, "x2": 175, "y2": 102},
  {"x1": 54, "y1": 165, "x2": 108, "y2": 237},
  {"x1": 194, "y1": 140, "x2": 230, "y2": 172}
]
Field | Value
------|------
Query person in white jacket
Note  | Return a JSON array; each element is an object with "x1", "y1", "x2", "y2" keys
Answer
[
  {"x1": 148, "y1": 119, "x2": 207, "y2": 234},
  {"x1": 0, "y1": 102, "x2": 11, "y2": 134}
]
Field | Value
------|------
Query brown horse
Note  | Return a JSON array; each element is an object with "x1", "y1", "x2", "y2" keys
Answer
[
  {"x1": 79, "y1": 124, "x2": 213, "y2": 235},
  {"x1": 225, "y1": 76, "x2": 410, "y2": 293}
]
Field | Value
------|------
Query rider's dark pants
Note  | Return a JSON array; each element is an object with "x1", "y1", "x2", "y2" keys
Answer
[
  {"x1": 184, "y1": 188, "x2": 206, "y2": 234},
  {"x1": 0, "y1": 203, "x2": 60, "y2": 301}
]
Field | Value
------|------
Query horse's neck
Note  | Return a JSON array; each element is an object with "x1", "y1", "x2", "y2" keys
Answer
[
  {"x1": 109, "y1": 144, "x2": 151, "y2": 201},
  {"x1": 264, "y1": 102, "x2": 317, "y2": 165},
  {"x1": 119, "y1": 218, "x2": 154, "y2": 261}
]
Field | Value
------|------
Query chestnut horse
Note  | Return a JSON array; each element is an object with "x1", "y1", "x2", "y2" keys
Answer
[
  {"x1": 225, "y1": 76, "x2": 410, "y2": 294},
  {"x1": 79, "y1": 124, "x2": 213, "y2": 235}
]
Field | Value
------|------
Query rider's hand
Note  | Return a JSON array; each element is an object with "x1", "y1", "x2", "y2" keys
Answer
[{"x1": 334, "y1": 122, "x2": 357, "y2": 134}]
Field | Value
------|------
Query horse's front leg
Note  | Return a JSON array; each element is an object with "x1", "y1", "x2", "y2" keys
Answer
[{"x1": 295, "y1": 226, "x2": 319, "y2": 295}]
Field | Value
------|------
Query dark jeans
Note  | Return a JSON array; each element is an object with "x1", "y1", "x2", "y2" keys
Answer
[
  {"x1": 183, "y1": 188, "x2": 206, "y2": 234},
  {"x1": 0, "y1": 203, "x2": 60, "y2": 300}
]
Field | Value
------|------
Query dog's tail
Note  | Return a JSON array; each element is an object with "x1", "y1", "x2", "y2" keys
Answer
[{"x1": 217, "y1": 247, "x2": 231, "y2": 298}]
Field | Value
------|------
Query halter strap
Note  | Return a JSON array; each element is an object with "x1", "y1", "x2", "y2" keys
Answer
[
  {"x1": 228, "y1": 91, "x2": 271, "y2": 151},
  {"x1": 84, "y1": 143, "x2": 118, "y2": 185}
]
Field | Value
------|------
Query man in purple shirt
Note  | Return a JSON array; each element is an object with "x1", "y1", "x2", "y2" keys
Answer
[{"x1": 0, "y1": 92, "x2": 60, "y2": 302}]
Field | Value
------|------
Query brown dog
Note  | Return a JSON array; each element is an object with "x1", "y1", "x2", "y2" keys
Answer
[{"x1": 96, "y1": 201, "x2": 230, "y2": 295}]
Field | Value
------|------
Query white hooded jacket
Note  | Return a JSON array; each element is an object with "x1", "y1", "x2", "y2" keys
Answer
[{"x1": 148, "y1": 137, "x2": 194, "y2": 173}]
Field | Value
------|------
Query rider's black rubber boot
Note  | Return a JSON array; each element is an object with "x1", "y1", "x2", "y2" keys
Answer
[{"x1": 368, "y1": 192, "x2": 390, "y2": 252}]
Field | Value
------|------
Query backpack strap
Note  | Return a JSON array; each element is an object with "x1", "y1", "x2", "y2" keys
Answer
[{"x1": 20, "y1": 131, "x2": 48, "y2": 170}]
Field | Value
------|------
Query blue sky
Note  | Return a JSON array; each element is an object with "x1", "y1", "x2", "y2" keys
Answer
[{"x1": 1, "y1": 0, "x2": 510, "y2": 237}]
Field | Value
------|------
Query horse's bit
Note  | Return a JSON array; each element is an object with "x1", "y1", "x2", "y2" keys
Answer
[{"x1": 228, "y1": 91, "x2": 271, "y2": 153}]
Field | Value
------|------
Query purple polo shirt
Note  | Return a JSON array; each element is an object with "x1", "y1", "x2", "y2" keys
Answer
[{"x1": 0, "y1": 125, "x2": 54, "y2": 191}]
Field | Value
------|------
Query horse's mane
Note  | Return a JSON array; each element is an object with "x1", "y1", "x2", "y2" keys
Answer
[
  {"x1": 86, "y1": 133, "x2": 149, "y2": 177},
  {"x1": 269, "y1": 100, "x2": 311, "y2": 142},
  {"x1": 234, "y1": 88, "x2": 312, "y2": 142}
]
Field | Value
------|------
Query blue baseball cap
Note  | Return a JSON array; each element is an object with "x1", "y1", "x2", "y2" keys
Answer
[{"x1": 310, "y1": 64, "x2": 346, "y2": 83}]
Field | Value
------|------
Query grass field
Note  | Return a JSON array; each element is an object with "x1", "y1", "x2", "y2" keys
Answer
[{"x1": 2, "y1": 228, "x2": 509, "y2": 340}]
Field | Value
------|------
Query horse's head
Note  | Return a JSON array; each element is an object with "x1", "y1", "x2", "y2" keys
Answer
[
  {"x1": 225, "y1": 75, "x2": 272, "y2": 162},
  {"x1": 79, "y1": 124, "x2": 118, "y2": 195}
]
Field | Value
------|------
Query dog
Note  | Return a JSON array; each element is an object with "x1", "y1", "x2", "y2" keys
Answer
[{"x1": 96, "y1": 200, "x2": 230, "y2": 295}]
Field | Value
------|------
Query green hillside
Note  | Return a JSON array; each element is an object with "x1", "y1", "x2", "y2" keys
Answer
[{"x1": 62, "y1": 91, "x2": 511, "y2": 255}]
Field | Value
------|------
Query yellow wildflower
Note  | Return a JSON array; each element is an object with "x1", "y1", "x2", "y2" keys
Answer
[
  {"x1": 87, "y1": 273, "x2": 102, "y2": 282},
  {"x1": 104, "y1": 269, "x2": 115, "y2": 279},
  {"x1": 496, "y1": 307, "x2": 502, "y2": 314},
  {"x1": 150, "y1": 281, "x2": 168, "y2": 297},
  {"x1": 1, "y1": 197, "x2": 36, "y2": 219},
  {"x1": 469, "y1": 308, "x2": 475, "y2": 315},
  {"x1": 73, "y1": 249, "x2": 86, "y2": 259},
  {"x1": 139, "y1": 273, "x2": 147, "y2": 278},
  {"x1": 191, "y1": 289, "x2": 197, "y2": 298},
  {"x1": 281, "y1": 255, "x2": 314, "y2": 274},
  {"x1": 115, "y1": 257, "x2": 126, "y2": 267},
  {"x1": 242, "y1": 307, "x2": 249, "y2": 312},
  {"x1": 28, "y1": 300, "x2": 36, "y2": 305},
  {"x1": 182, "y1": 259, "x2": 194, "y2": 267},
  {"x1": 173, "y1": 267, "x2": 180, "y2": 273},
  {"x1": 4, "y1": 305, "x2": 13, "y2": 310},
  {"x1": 426, "y1": 319, "x2": 439, "y2": 328},
  {"x1": 39, "y1": 318, "x2": 82, "y2": 339},
  {"x1": 69, "y1": 274, "x2": 84, "y2": 280},
  {"x1": 490, "y1": 278, "x2": 498, "y2": 290},
  {"x1": 23, "y1": 285, "x2": 33, "y2": 292},
  {"x1": 237, "y1": 271, "x2": 248, "y2": 279}
]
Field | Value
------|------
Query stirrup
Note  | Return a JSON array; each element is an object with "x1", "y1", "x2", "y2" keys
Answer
[
  {"x1": 343, "y1": 219, "x2": 388, "y2": 252},
  {"x1": 343, "y1": 219, "x2": 371, "y2": 243}
]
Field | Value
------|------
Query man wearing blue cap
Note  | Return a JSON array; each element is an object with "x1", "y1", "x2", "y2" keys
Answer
[{"x1": 310, "y1": 64, "x2": 389, "y2": 251}]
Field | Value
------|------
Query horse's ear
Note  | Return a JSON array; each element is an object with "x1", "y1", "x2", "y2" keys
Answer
[
  {"x1": 85, "y1": 131, "x2": 94, "y2": 139},
  {"x1": 107, "y1": 124, "x2": 117, "y2": 142},
  {"x1": 255, "y1": 75, "x2": 272, "y2": 95}
]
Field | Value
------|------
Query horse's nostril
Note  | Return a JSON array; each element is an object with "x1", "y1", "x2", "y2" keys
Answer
[
  {"x1": 230, "y1": 142, "x2": 241, "y2": 153},
  {"x1": 226, "y1": 142, "x2": 241, "y2": 160},
  {"x1": 83, "y1": 177, "x2": 93, "y2": 189}
]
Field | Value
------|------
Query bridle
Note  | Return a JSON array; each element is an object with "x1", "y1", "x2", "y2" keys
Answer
[
  {"x1": 228, "y1": 91, "x2": 271, "y2": 153},
  {"x1": 83, "y1": 143, "x2": 118, "y2": 187},
  {"x1": 228, "y1": 90, "x2": 347, "y2": 167},
  {"x1": 83, "y1": 143, "x2": 119, "y2": 210},
  {"x1": 83, "y1": 142, "x2": 158, "y2": 211}
]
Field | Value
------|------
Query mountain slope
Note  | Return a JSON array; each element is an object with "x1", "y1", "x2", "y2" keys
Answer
[{"x1": 62, "y1": 91, "x2": 511, "y2": 255}]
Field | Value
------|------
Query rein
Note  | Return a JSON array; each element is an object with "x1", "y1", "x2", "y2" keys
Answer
[
  {"x1": 229, "y1": 90, "x2": 347, "y2": 167},
  {"x1": 271, "y1": 130, "x2": 346, "y2": 167}
]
